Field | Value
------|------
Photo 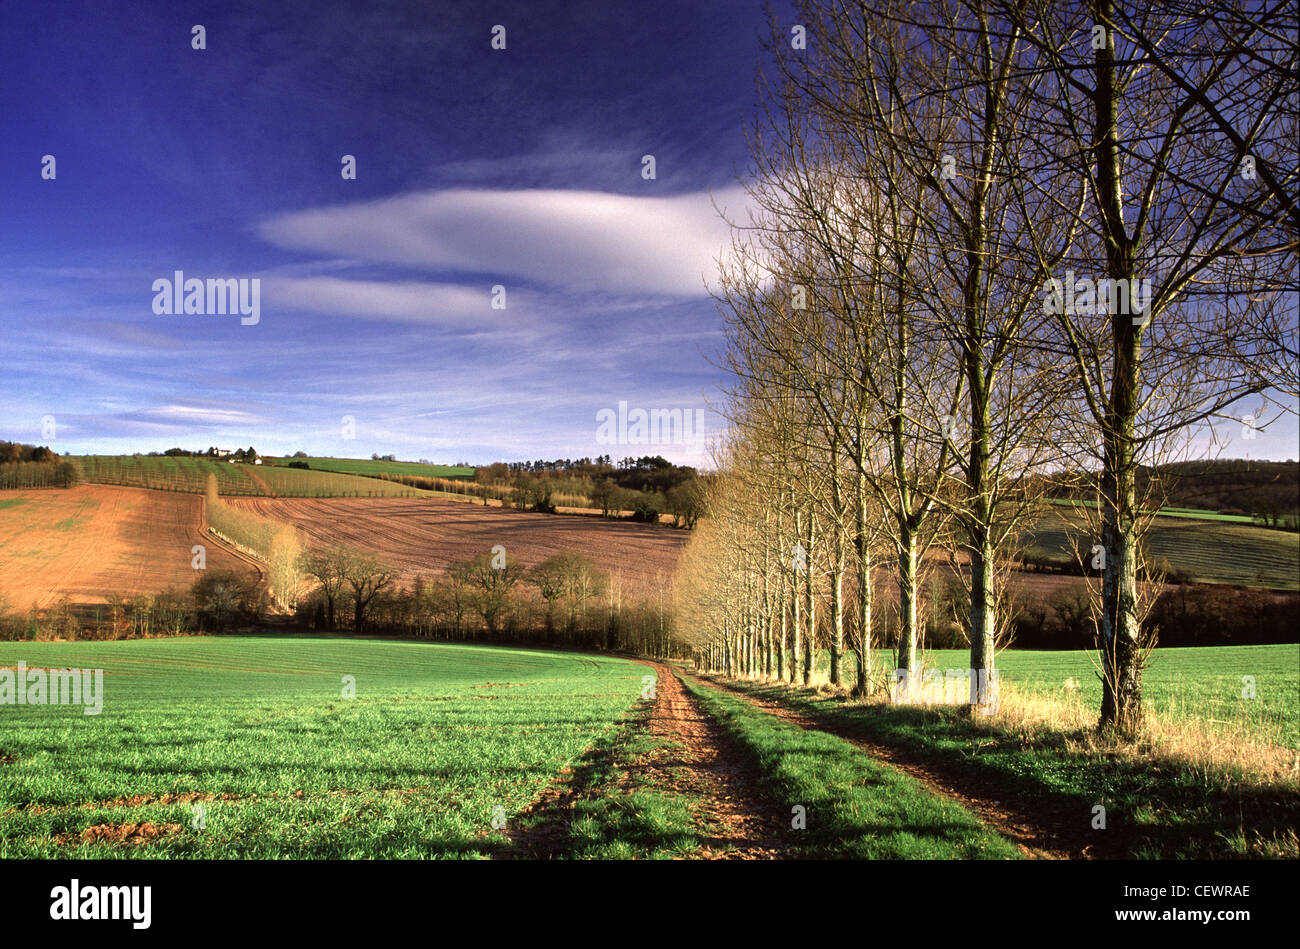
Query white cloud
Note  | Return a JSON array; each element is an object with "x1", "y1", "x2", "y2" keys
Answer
[
  {"x1": 145, "y1": 405, "x2": 262, "y2": 426},
  {"x1": 258, "y1": 186, "x2": 747, "y2": 296},
  {"x1": 262, "y1": 276, "x2": 500, "y2": 324}
]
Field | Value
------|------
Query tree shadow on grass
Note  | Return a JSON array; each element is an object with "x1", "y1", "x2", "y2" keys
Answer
[
  {"x1": 488, "y1": 704, "x2": 704, "y2": 860},
  {"x1": 486, "y1": 716, "x2": 634, "y2": 859},
  {"x1": 718, "y1": 677, "x2": 1300, "y2": 858}
]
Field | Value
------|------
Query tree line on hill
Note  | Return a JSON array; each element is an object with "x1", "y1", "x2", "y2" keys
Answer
[
  {"x1": 3, "y1": 549, "x2": 1290, "y2": 654},
  {"x1": 1042, "y1": 460, "x2": 1299, "y2": 530},
  {"x1": 150, "y1": 446, "x2": 261, "y2": 461},
  {"x1": 360, "y1": 454, "x2": 706, "y2": 526},
  {"x1": 0, "y1": 441, "x2": 78, "y2": 489},
  {"x1": 478, "y1": 455, "x2": 694, "y2": 493},
  {"x1": 477, "y1": 455, "x2": 704, "y2": 524}
]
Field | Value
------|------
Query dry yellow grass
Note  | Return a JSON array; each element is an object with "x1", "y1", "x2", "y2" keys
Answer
[
  {"x1": 752, "y1": 667, "x2": 1297, "y2": 792},
  {"x1": 986, "y1": 683, "x2": 1300, "y2": 790}
]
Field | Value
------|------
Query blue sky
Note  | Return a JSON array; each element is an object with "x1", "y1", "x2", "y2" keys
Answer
[
  {"x1": 0, "y1": 0, "x2": 784, "y2": 466},
  {"x1": 1, "y1": 0, "x2": 1294, "y2": 467}
]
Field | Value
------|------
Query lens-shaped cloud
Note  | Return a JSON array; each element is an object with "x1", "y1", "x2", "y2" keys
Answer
[
  {"x1": 259, "y1": 187, "x2": 746, "y2": 296},
  {"x1": 262, "y1": 276, "x2": 503, "y2": 324}
]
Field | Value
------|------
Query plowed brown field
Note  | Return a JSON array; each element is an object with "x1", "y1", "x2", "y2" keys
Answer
[
  {"x1": 225, "y1": 496, "x2": 688, "y2": 598},
  {"x1": 0, "y1": 485, "x2": 257, "y2": 609}
]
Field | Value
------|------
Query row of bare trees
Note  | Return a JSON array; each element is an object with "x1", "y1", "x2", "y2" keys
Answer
[{"x1": 678, "y1": 0, "x2": 1295, "y2": 733}]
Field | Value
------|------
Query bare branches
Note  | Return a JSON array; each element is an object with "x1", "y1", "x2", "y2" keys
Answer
[{"x1": 680, "y1": 0, "x2": 1296, "y2": 735}]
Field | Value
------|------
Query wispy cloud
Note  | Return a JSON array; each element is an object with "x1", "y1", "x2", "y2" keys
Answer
[
  {"x1": 133, "y1": 404, "x2": 265, "y2": 427},
  {"x1": 262, "y1": 276, "x2": 509, "y2": 325},
  {"x1": 259, "y1": 186, "x2": 746, "y2": 296}
]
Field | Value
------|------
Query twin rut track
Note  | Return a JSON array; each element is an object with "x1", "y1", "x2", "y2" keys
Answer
[
  {"x1": 503, "y1": 661, "x2": 788, "y2": 859},
  {"x1": 685, "y1": 670, "x2": 1095, "y2": 859},
  {"x1": 506, "y1": 661, "x2": 1082, "y2": 859}
]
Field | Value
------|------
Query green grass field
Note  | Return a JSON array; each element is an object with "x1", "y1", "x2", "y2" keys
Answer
[
  {"x1": 714, "y1": 651, "x2": 1300, "y2": 858},
  {"x1": 1025, "y1": 510, "x2": 1299, "y2": 590},
  {"x1": 0, "y1": 635, "x2": 1028, "y2": 860},
  {"x1": 924, "y1": 645, "x2": 1299, "y2": 750},
  {"x1": 0, "y1": 636, "x2": 644, "y2": 858},
  {"x1": 74, "y1": 455, "x2": 265, "y2": 494},
  {"x1": 275, "y1": 457, "x2": 475, "y2": 481},
  {"x1": 72, "y1": 455, "x2": 426, "y2": 498},
  {"x1": 1157, "y1": 506, "x2": 1258, "y2": 523},
  {"x1": 254, "y1": 465, "x2": 423, "y2": 497},
  {"x1": 819, "y1": 645, "x2": 1297, "y2": 749},
  {"x1": 684, "y1": 678, "x2": 1020, "y2": 858},
  {"x1": 1047, "y1": 498, "x2": 1259, "y2": 524},
  {"x1": 3, "y1": 635, "x2": 1294, "y2": 860}
]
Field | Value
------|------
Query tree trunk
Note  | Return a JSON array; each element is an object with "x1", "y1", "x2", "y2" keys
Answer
[
  {"x1": 967, "y1": 386, "x2": 997, "y2": 711},
  {"x1": 829, "y1": 555, "x2": 844, "y2": 687},
  {"x1": 969, "y1": 532, "x2": 997, "y2": 711},
  {"x1": 853, "y1": 468, "x2": 873, "y2": 697},
  {"x1": 828, "y1": 456, "x2": 845, "y2": 687},
  {"x1": 791, "y1": 510, "x2": 803, "y2": 684},
  {"x1": 776, "y1": 580, "x2": 787, "y2": 681},
  {"x1": 896, "y1": 521, "x2": 919, "y2": 698},
  {"x1": 802, "y1": 511, "x2": 816, "y2": 685},
  {"x1": 1093, "y1": 0, "x2": 1145, "y2": 735},
  {"x1": 1099, "y1": 365, "x2": 1143, "y2": 733}
]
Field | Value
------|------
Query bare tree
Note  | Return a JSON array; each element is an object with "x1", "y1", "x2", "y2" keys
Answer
[
  {"x1": 450, "y1": 552, "x2": 525, "y2": 636},
  {"x1": 811, "y1": 0, "x2": 1073, "y2": 709},
  {"x1": 528, "y1": 556, "x2": 569, "y2": 637},
  {"x1": 340, "y1": 548, "x2": 398, "y2": 635},
  {"x1": 1007, "y1": 0, "x2": 1296, "y2": 732},
  {"x1": 298, "y1": 545, "x2": 350, "y2": 629}
]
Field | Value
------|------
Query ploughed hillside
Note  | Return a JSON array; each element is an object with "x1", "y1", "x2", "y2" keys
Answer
[{"x1": 225, "y1": 495, "x2": 689, "y2": 600}]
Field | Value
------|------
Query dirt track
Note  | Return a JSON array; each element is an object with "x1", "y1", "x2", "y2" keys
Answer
[
  {"x1": 505, "y1": 661, "x2": 789, "y2": 859},
  {"x1": 638, "y1": 661, "x2": 788, "y2": 857}
]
